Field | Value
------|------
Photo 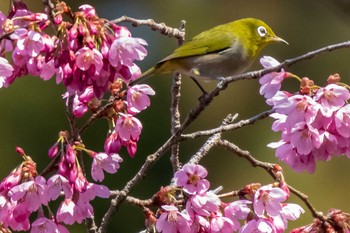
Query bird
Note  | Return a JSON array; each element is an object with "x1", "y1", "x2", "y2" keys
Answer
[{"x1": 129, "y1": 18, "x2": 287, "y2": 89}]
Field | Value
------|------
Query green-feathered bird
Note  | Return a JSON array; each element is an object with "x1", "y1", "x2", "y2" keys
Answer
[{"x1": 130, "y1": 18, "x2": 287, "y2": 86}]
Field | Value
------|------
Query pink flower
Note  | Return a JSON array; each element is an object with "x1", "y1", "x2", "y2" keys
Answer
[
  {"x1": 224, "y1": 200, "x2": 251, "y2": 231},
  {"x1": 79, "y1": 5, "x2": 96, "y2": 17},
  {"x1": 68, "y1": 87, "x2": 97, "y2": 118},
  {"x1": 74, "y1": 169, "x2": 89, "y2": 193},
  {"x1": 104, "y1": 131, "x2": 123, "y2": 154},
  {"x1": 274, "y1": 94, "x2": 319, "y2": 127},
  {"x1": 78, "y1": 86, "x2": 95, "y2": 103},
  {"x1": 127, "y1": 84, "x2": 155, "y2": 114},
  {"x1": 270, "y1": 141, "x2": 316, "y2": 173},
  {"x1": 7, "y1": 203, "x2": 31, "y2": 231},
  {"x1": 271, "y1": 203, "x2": 305, "y2": 232},
  {"x1": 12, "y1": 47, "x2": 29, "y2": 66},
  {"x1": 75, "y1": 47, "x2": 103, "y2": 73},
  {"x1": 334, "y1": 104, "x2": 350, "y2": 138},
  {"x1": 118, "y1": 63, "x2": 142, "y2": 82},
  {"x1": 156, "y1": 205, "x2": 191, "y2": 233},
  {"x1": 0, "y1": 194, "x2": 11, "y2": 225},
  {"x1": 8, "y1": 176, "x2": 49, "y2": 212},
  {"x1": 40, "y1": 59, "x2": 55, "y2": 80},
  {"x1": 259, "y1": 56, "x2": 287, "y2": 99},
  {"x1": 16, "y1": 30, "x2": 45, "y2": 57},
  {"x1": 80, "y1": 183, "x2": 110, "y2": 201},
  {"x1": 31, "y1": 217, "x2": 58, "y2": 233},
  {"x1": 174, "y1": 164, "x2": 210, "y2": 195},
  {"x1": 289, "y1": 122, "x2": 322, "y2": 155},
  {"x1": 314, "y1": 84, "x2": 350, "y2": 117},
  {"x1": 240, "y1": 218, "x2": 277, "y2": 233},
  {"x1": 209, "y1": 213, "x2": 235, "y2": 233},
  {"x1": 91, "y1": 152, "x2": 123, "y2": 182},
  {"x1": 125, "y1": 139, "x2": 138, "y2": 158},
  {"x1": 108, "y1": 37, "x2": 147, "y2": 67},
  {"x1": 266, "y1": 91, "x2": 291, "y2": 107},
  {"x1": 0, "y1": 57, "x2": 14, "y2": 88},
  {"x1": 281, "y1": 203, "x2": 304, "y2": 220},
  {"x1": 186, "y1": 192, "x2": 221, "y2": 217},
  {"x1": 253, "y1": 185, "x2": 287, "y2": 217},
  {"x1": 115, "y1": 113, "x2": 142, "y2": 141},
  {"x1": 0, "y1": 167, "x2": 22, "y2": 192},
  {"x1": 72, "y1": 94, "x2": 89, "y2": 118},
  {"x1": 47, "y1": 174, "x2": 73, "y2": 200},
  {"x1": 56, "y1": 199, "x2": 83, "y2": 225}
]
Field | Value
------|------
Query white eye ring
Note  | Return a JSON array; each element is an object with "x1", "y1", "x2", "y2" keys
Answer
[{"x1": 257, "y1": 26, "x2": 267, "y2": 37}]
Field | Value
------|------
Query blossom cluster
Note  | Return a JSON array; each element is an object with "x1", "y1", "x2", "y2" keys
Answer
[
  {"x1": 0, "y1": 144, "x2": 123, "y2": 232},
  {"x1": 0, "y1": 2, "x2": 146, "y2": 95},
  {"x1": 151, "y1": 164, "x2": 304, "y2": 232},
  {"x1": 0, "y1": 1, "x2": 155, "y2": 158},
  {"x1": 260, "y1": 56, "x2": 350, "y2": 173},
  {"x1": 0, "y1": 1, "x2": 155, "y2": 232}
]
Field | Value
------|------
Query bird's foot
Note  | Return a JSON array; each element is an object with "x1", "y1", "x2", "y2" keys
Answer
[{"x1": 216, "y1": 77, "x2": 228, "y2": 89}]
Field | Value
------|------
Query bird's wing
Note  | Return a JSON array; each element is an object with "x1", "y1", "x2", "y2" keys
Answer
[{"x1": 159, "y1": 23, "x2": 237, "y2": 63}]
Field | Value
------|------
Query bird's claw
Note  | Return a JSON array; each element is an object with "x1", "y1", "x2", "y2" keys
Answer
[{"x1": 216, "y1": 77, "x2": 227, "y2": 89}]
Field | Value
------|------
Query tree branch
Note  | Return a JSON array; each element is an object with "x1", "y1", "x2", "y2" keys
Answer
[
  {"x1": 181, "y1": 110, "x2": 273, "y2": 141},
  {"x1": 217, "y1": 139, "x2": 328, "y2": 224},
  {"x1": 111, "y1": 16, "x2": 186, "y2": 40},
  {"x1": 170, "y1": 20, "x2": 186, "y2": 173},
  {"x1": 188, "y1": 114, "x2": 236, "y2": 164}
]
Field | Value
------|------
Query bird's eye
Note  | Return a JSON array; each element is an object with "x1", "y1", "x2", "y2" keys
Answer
[{"x1": 257, "y1": 26, "x2": 267, "y2": 37}]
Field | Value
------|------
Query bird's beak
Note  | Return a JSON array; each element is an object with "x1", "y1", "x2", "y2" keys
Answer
[{"x1": 271, "y1": 36, "x2": 288, "y2": 45}]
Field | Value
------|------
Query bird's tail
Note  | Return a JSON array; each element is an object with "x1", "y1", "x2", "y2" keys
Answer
[{"x1": 128, "y1": 66, "x2": 157, "y2": 86}]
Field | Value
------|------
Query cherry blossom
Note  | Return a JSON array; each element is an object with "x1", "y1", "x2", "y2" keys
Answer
[
  {"x1": 224, "y1": 200, "x2": 252, "y2": 231},
  {"x1": 8, "y1": 176, "x2": 49, "y2": 212},
  {"x1": 115, "y1": 113, "x2": 142, "y2": 141},
  {"x1": 56, "y1": 199, "x2": 83, "y2": 225},
  {"x1": 253, "y1": 185, "x2": 287, "y2": 217},
  {"x1": 259, "y1": 56, "x2": 287, "y2": 99},
  {"x1": 47, "y1": 174, "x2": 73, "y2": 200},
  {"x1": 239, "y1": 218, "x2": 277, "y2": 233},
  {"x1": 91, "y1": 152, "x2": 123, "y2": 182},
  {"x1": 127, "y1": 84, "x2": 155, "y2": 114},
  {"x1": 108, "y1": 37, "x2": 148, "y2": 67},
  {"x1": 174, "y1": 164, "x2": 210, "y2": 195},
  {"x1": 155, "y1": 205, "x2": 192, "y2": 233},
  {"x1": 75, "y1": 47, "x2": 103, "y2": 73},
  {"x1": 0, "y1": 57, "x2": 14, "y2": 88},
  {"x1": 209, "y1": 212, "x2": 235, "y2": 233}
]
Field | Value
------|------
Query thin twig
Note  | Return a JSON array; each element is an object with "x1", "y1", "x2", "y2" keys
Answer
[
  {"x1": 79, "y1": 96, "x2": 115, "y2": 135},
  {"x1": 181, "y1": 110, "x2": 273, "y2": 141},
  {"x1": 85, "y1": 217, "x2": 98, "y2": 233},
  {"x1": 217, "y1": 139, "x2": 276, "y2": 178},
  {"x1": 217, "y1": 139, "x2": 327, "y2": 223},
  {"x1": 110, "y1": 190, "x2": 154, "y2": 207},
  {"x1": 224, "y1": 40, "x2": 350, "y2": 84},
  {"x1": 188, "y1": 114, "x2": 235, "y2": 164},
  {"x1": 170, "y1": 20, "x2": 186, "y2": 173},
  {"x1": 288, "y1": 184, "x2": 326, "y2": 221},
  {"x1": 111, "y1": 16, "x2": 185, "y2": 39}
]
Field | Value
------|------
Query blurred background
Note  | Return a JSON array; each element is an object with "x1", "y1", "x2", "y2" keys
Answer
[{"x1": 1, "y1": 0, "x2": 350, "y2": 232}]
